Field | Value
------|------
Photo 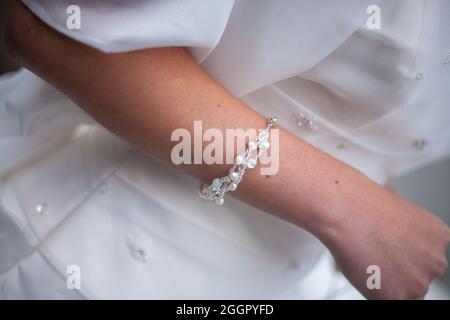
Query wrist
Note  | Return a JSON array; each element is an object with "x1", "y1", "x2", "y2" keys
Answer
[{"x1": 301, "y1": 165, "x2": 372, "y2": 245}]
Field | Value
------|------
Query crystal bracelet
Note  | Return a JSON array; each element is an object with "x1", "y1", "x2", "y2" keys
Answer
[{"x1": 199, "y1": 117, "x2": 277, "y2": 205}]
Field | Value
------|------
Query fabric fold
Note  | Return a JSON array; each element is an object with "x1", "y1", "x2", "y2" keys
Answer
[{"x1": 21, "y1": 0, "x2": 235, "y2": 63}]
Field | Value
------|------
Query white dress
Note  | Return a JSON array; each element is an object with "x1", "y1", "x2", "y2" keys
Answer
[{"x1": 0, "y1": 0, "x2": 449, "y2": 299}]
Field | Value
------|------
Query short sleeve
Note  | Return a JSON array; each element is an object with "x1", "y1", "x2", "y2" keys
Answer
[{"x1": 21, "y1": 0, "x2": 235, "y2": 62}]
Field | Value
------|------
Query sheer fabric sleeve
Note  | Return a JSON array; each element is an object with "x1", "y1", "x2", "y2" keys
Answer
[{"x1": 21, "y1": 0, "x2": 235, "y2": 62}]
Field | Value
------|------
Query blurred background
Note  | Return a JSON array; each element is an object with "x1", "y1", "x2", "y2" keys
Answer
[{"x1": 1, "y1": 0, "x2": 449, "y2": 296}]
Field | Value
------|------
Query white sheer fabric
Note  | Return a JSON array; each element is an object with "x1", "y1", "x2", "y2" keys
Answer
[
  {"x1": 21, "y1": 0, "x2": 235, "y2": 62},
  {"x1": 0, "y1": 0, "x2": 449, "y2": 299}
]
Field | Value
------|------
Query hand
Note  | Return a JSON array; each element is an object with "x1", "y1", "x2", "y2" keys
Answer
[{"x1": 318, "y1": 175, "x2": 450, "y2": 299}]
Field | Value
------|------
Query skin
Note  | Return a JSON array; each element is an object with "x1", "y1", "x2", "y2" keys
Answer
[{"x1": 5, "y1": 2, "x2": 450, "y2": 299}]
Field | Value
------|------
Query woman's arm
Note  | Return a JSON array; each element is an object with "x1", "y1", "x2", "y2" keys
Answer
[
  {"x1": 4, "y1": 2, "x2": 346, "y2": 233},
  {"x1": 6, "y1": 2, "x2": 450, "y2": 299}
]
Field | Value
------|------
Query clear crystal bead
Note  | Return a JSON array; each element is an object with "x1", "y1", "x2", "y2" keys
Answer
[
  {"x1": 235, "y1": 155, "x2": 244, "y2": 165},
  {"x1": 415, "y1": 72, "x2": 426, "y2": 80},
  {"x1": 247, "y1": 158, "x2": 257, "y2": 168},
  {"x1": 35, "y1": 202, "x2": 48, "y2": 214},
  {"x1": 260, "y1": 141, "x2": 270, "y2": 150},
  {"x1": 229, "y1": 171, "x2": 239, "y2": 181},
  {"x1": 212, "y1": 178, "x2": 221, "y2": 189},
  {"x1": 130, "y1": 247, "x2": 148, "y2": 263},
  {"x1": 294, "y1": 113, "x2": 319, "y2": 131}
]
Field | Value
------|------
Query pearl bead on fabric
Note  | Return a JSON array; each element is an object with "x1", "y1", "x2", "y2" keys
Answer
[{"x1": 35, "y1": 202, "x2": 48, "y2": 214}]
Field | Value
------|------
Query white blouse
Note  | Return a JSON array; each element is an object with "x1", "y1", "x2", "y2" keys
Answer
[{"x1": 0, "y1": 0, "x2": 449, "y2": 299}]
